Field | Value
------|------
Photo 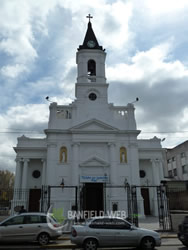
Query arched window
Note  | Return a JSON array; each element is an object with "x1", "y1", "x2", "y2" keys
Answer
[
  {"x1": 59, "y1": 147, "x2": 67, "y2": 163},
  {"x1": 120, "y1": 147, "x2": 127, "y2": 163},
  {"x1": 88, "y1": 60, "x2": 96, "y2": 76}
]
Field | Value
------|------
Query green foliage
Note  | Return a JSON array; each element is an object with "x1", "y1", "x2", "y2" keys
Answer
[{"x1": 52, "y1": 207, "x2": 66, "y2": 224}]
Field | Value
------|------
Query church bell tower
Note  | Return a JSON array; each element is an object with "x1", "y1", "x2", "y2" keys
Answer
[{"x1": 75, "y1": 15, "x2": 108, "y2": 104}]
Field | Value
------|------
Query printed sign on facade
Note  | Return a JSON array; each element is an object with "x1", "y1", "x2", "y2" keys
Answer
[{"x1": 80, "y1": 175, "x2": 108, "y2": 183}]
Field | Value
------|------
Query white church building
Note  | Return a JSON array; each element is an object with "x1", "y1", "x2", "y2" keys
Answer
[{"x1": 13, "y1": 17, "x2": 165, "y2": 219}]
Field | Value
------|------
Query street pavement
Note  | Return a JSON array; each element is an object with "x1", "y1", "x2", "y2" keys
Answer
[
  {"x1": 40, "y1": 232, "x2": 182, "y2": 249},
  {"x1": 0, "y1": 233, "x2": 183, "y2": 250}
]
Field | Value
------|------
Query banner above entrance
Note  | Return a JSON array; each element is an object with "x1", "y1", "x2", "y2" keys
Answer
[{"x1": 80, "y1": 175, "x2": 108, "y2": 183}]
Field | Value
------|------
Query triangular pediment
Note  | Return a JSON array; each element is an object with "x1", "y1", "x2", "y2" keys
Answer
[
  {"x1": 80, "y1": 156, "x2": 109, "y2": 167},
  {"x1": 70, "y1": 119, "x2": 118, "y2": 131}
]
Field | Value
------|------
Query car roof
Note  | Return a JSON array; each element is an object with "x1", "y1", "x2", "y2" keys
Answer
[
  {"x1": 88, "y1": 216, "x2": 126, "y2": 220},
  {"x1": 85, "y1": 216, "x2": 130, "y2": 224},
  {"x1": 17, "y1": 212, "x2": 47, "y2": 216},
  {"x1": 0, "y1": 212, "x2": 48, "y2": 224}
]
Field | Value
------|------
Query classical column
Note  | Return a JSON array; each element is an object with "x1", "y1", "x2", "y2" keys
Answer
[
  {"x1": 72, "y1": 143, "x2": 80, "y2": 186},
  {"x1": 22, "y1": 159, "x2": 29, "y2": 190},
  {"x1": 14, "y1": 159, "x2": 22, "y2": 190},
  {"x1": 108, "y1": 143, "x2": 117, "y2": 186},
  {"x1": 129, "y1": 141, "x2": 145, "y2": 217},
  {"x1": 41, "y1": 159, "x2": 46, "y2": 186},
  {"x1": 151, "y1": 159, "x2": 160, "y2": 185},
  {"x1": 151, "y1": 159, "x2": 161, "y2": 216}
]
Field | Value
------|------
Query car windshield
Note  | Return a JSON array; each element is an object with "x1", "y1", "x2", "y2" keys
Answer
[{"x1": 2, "y1": 215, "x2": 24, "y2": 226}]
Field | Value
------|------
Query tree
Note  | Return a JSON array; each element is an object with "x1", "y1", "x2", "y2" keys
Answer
[
  {"x1": 0, "y1": 170, "x2": 15, "y2": 189},
  {"x1": 0, "y1": 170, "x2": 14, "y2": 209}
]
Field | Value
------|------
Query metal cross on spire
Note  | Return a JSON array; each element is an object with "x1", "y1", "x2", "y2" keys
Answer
[{"x1": 86, "y1": 14, "x2": 93, "y2": 22}]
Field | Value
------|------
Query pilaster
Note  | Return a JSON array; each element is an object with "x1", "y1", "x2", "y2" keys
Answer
[
  {"x1": 72, "y1": 142, "x2": 80, "y2": 186},
  {"x1": 108, "y1": 142, "x2": 117, "y2": 185},
  {"x1": 41, "y1": 159, "x2": 46, "y2": 186},
  {"x1": 151, "y1": 159, "x2": 161, "y2": 185},
  {"x1": 46, "y1": 143, "x2": 57, "y2": 186},
  {"x1": 129, "y1": 142, "x2": 140, "y2": 185}
]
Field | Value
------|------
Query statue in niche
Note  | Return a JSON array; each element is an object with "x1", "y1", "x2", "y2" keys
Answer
[
  {"x1": 120, "y1": 147, "x2": 127, "y2": 163},
  {"x1": 60, "y1": 147, "x2": 67, "y2": 163}
]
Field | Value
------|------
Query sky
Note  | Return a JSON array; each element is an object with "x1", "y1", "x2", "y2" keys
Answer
[{"x1": 1, "y1": 0, "x2": 188, "y2": 173}]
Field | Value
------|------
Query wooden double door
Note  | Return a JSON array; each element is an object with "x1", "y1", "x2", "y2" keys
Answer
[
  {"x1": 29, "y1": 189, "x2": 41, "y2": 212},
  {"x1": 141, "y1": 188, "x2": 151, "y2": 215}
]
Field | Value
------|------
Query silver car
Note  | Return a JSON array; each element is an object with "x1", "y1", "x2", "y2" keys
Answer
[
  {"x1": 71, "y1": 216, "x2": 161, "y2": 250},
  {"x1": 0, "y1": 212, "x2": 62, "y2": 245}
]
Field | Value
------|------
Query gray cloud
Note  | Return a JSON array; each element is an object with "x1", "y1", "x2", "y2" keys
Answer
[
  {"x1": 1, "y1": 0, "x2": 188, "y2": 171},
  {"x1": 109, "y1": 77, "x2": 188, "y2": 132}
]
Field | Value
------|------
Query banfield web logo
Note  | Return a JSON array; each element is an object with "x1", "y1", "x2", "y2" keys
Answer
[
  {"x1": 47, "y1": 205, "x2": 68, "y2": 230},
  {"x1": 67, "y1": 210, "x2": 127, "y2": 220},
  {"x1": 47, "y1": 205, "x2": 130, "y2": 230}
]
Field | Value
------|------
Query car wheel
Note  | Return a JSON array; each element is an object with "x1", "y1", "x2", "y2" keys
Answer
[
  {"x1": 38, "y1": 232, "x2": 50, "y2": 246},
  {"x1": 140, "y1": 236, "x2": 155, "y2": 250},
  {"x1": 84, "y1": 238, "x2": 98, "y2": 250}
]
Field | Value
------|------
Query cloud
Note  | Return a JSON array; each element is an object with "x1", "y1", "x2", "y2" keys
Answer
[
  {"x1": 107, "y1": 40, "x2": 188, "y2": 85},
  {"x1": 0, "y1": 1, "x2": 37, "y2": 63},
  {"x1": 100, "y1": 1, "x2": 133, "y2": 50},
  {"x1": 1, "y1": 64, "x2": 28, "y2": 78},
  {"x1": 6, "y1": 104, "x2": 48, "y2": 129},
  {"x1": 1, "y1": 0, "x2": 188, "y2": 172},
  {"x1": 107, "y1": 39, "x2": 188, "y2": 148},
  {"x1": 0, "y1": 104, "x2": 49, "y2": 171},
  {"x1": 143, "y1": 0, "x2": 188, "y2": 15}
]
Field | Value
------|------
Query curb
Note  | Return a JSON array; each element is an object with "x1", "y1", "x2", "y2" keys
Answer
[
  {"x1": 41, "y1": 243, "x2": 76, "y2": 249},
  {"x1": 160, "y1": 235, "x2": 177, "y2": 238},
  {"x1": 58, "y1": 237, "x2": 71, "y2": 240},
  {"x1": 41, "y1": 243, "x2": 183, "y2": 249}
]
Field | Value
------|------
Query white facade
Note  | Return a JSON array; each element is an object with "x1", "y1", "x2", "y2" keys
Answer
[{"x1": 13, "y1": 20, "x2": 165, "y2": 218}]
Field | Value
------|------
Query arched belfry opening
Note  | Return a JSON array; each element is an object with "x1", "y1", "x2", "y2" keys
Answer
[{"x1": 88, "y1": 60, "x2": 96, "y2": 76}]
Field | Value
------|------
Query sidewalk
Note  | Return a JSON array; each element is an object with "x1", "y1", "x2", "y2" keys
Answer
[{"x1": 160, "y1": 231, "x2": 177, "y2": 238}]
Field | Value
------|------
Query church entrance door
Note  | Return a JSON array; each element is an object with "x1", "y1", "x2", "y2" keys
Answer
[
  {"x1": 83, "y1": 183, "x2": 103, "y2": 215},
  {"x1": 141, "y1": 188, "x2": 151, "y2": 215},
  {"x1": 29, "y1": 189, "x2": 41, "y2": 212}
]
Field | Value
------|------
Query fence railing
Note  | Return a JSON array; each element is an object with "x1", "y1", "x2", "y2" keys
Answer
[
  {"x1": 1, "y1": 186, "x2": 188, "y2": 226},
  {"x1": 167, "y1": 189, "x2": 188, "y2": 210}
]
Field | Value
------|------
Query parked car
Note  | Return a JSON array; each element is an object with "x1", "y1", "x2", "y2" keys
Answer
[
  {"x1": 178, "y1": 216, "x2": 188, "y2": 247},
  {"x1": 0, "y1": 212, "x2": 62, "y2": 245},
  {"x1": 71, "y1": 216, "x2": 161, "y2": 250}
]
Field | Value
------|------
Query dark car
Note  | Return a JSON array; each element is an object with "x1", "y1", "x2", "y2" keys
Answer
[{"x1": 178, "y1": 216, "x2": 188, "y2": 247}]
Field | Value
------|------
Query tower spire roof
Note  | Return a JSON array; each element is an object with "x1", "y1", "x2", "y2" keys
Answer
[{"x1": 78, "y1": 14, "x2": 104, "y2": 51}]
